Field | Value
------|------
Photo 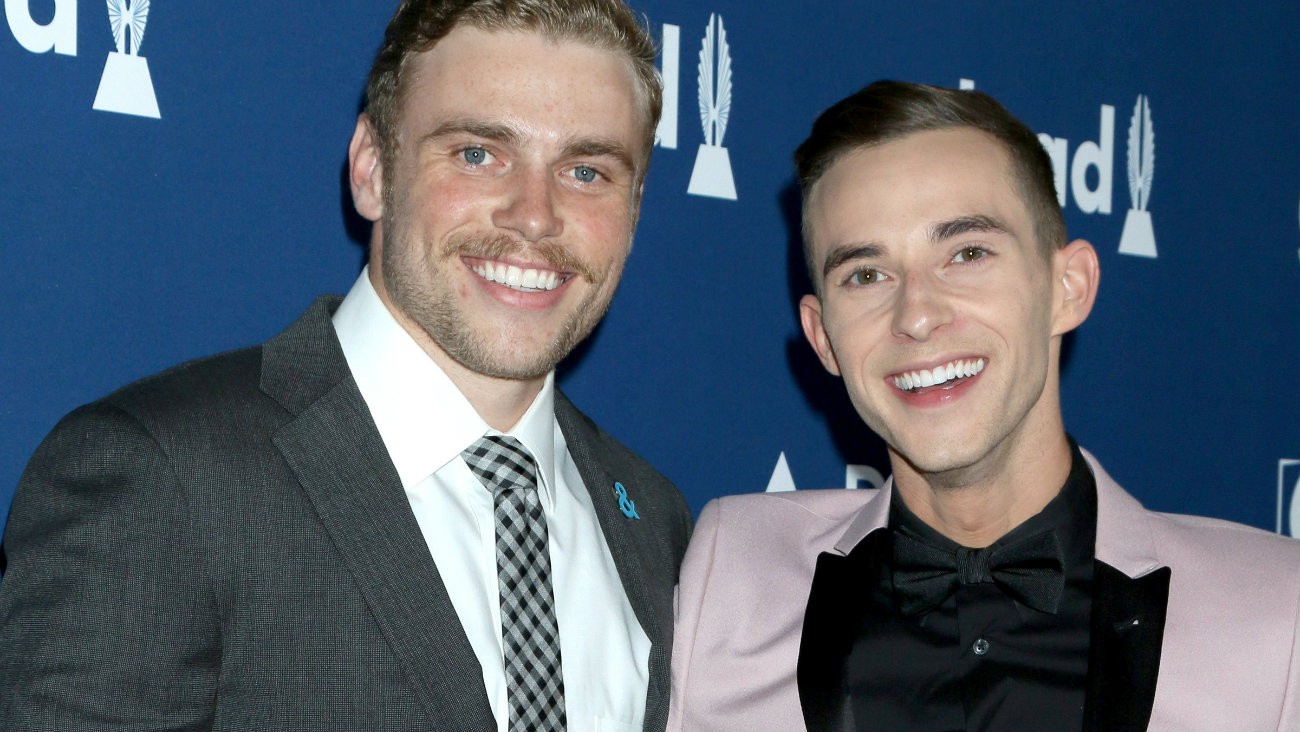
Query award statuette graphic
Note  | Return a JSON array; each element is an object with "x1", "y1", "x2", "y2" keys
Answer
[
  {"x1": 93, "y1": 0, "x2": 161, "y2": 119},
  {"x1": 686, "y1": 13, "x2": 736, "y2": 200},
  {"x1": 1118, "y1": 94, "x2": 1155, "y2": 257}
]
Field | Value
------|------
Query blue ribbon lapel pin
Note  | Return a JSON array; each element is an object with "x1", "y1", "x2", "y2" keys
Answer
[{"x1": 613, "y1": 481, "x2": 640, "y2": 519}]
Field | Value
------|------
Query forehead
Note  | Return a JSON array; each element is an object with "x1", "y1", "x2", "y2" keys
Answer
[
  {"x1": 397, "y1": 26, "x2": 644, "y2": 142},
  {"x1": 808, "y1": 128, "x2": 1030, "y2": 249}
]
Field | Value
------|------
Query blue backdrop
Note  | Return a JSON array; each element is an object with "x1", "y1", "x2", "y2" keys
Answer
[{"x1": 3, "y1": 1, "x2": 1298, "y2": 544}]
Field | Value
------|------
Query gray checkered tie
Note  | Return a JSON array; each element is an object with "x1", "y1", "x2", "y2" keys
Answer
[{"x1": 462, "y1": 435, "x2": 566, "y2": 732}]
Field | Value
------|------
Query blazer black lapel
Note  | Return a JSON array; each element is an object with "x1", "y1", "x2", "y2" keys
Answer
[
  {"x1": 798, "y1": 530, "x2": 889, "y2": 732},
  {"x1": 1082, "y1": 561, "x2": 1170, "y2": 732},
  {"x1": 264, "y1": 299, "x2": 494, "y2": 729}
]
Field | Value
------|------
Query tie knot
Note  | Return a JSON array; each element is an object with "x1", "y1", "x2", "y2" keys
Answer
[
  {"x1": 892, "y1": 526, "x2": 1065, "y2": 616},
  {"x1": 462, "y1": 435, "x2": 539, "y2": 497},
  {"x1": 955, "y1": 547, "x2": 992, "y2": 584}
]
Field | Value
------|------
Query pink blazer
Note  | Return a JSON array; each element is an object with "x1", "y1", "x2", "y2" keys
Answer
[{"x1": 669, "y1": 451, "x2": 1300, "y2": 731}]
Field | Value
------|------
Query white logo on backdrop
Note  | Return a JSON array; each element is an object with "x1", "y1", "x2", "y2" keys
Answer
[
  {"x1": 5, "y1": 0, "x2": 77, "y2": 55},
  {"x1": 765, "y1": 452, "x2": 796, "y2": 492},
  {"x1": 1038, "y1": 106, "x2": 1115, "y2": 216},
  {"x1": 763, "y1": 453, "x2": 886, "y2": 492},
  {"x1": 654, "y1": 24, "x2": 679, "y2": 150},
  {"x1": 686, "y1": 13, "x2": 736, "y2": 201},
  {"x1": 1118, "y1": 95, "x2": 1157, "y2": 257},
  {"x1": 1035, "y1": 93, "x2": 1159, "y2": 258},
  {"x1": 1278, "y1": 459, "x2": 1300, "y2": 538},
  {"x1": 92, "y1": 0, "x2": 159, "y2": 119}
]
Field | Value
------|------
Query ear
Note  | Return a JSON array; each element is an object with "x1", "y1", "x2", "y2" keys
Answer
[
  {"x1": 348, "y1": 114, "x2": 385, "y2": 223},
  {"x1": 1051, "y1": 238, "x2": 1100, "y2": 336},
  {"x1": 799, "y1": 294, "x2": 842, "y2": 376}
]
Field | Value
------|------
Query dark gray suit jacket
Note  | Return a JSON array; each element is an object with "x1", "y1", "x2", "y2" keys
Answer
[{"x1": 0, "y1": 297, "x2": 693, "y2": 731}]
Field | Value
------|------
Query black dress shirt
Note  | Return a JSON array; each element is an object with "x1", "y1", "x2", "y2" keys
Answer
[{"x1": 844, "y1": 442, "x2": 1098, "y2": 731}]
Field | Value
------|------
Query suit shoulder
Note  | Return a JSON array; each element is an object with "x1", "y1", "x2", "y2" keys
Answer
[
  {"x1": 72, "y1": 342, "x2": 292, "y2": 467},
  {"x1": 1150, "y1": 510, "x2": 1300, "y2": 564},
  {"x1": 701, "y1": 489, "x2": 875, "y2": 527},
  {"x1": 103, "y1": 344, "x2": 266, "y2": 419},
  {"x1": 691, "y1": 490, "x2": 875, "y2": 563}
]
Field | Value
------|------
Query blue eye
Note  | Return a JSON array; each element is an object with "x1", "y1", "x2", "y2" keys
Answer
[
  {"x1": 460, "y1": 147, "x2": 488, "y2": 165},
  {"x1": 572, "y1": 165, "x2": 598, "y2": 183}
]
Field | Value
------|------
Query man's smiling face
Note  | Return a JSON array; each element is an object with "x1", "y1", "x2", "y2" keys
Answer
[
  {"x1": 800, "y1": 127, "x2": 1077, "y2": 482},
  {"x1": 352, "y1": 26, "x2": 646, "y2": 381}
]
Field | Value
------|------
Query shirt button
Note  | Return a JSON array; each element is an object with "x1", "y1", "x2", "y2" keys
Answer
[{"x1": 972, "y1": 638, "x2": 990, "y2": 656}]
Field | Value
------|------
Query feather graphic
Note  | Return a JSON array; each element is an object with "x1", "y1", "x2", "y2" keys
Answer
[
  {"x1": 1126, "y1": 95, "x2": 1154, "y2": 211},
  {"x1": 107, "y1": 0, "x2": 149, "y2": 55},
  {"x1": 714, "y1": 17, "x2": 731, "y2": 146},
  {"x1": 107, "y1": 0, "x2": 125, "y2": 53},
  {"x1": 1140, "y1": 98, "x2": 1154, "y2": 210},
  {"x1": 695, "y1": 14, "x2": 733, "y2": 147},
  {"x1": 696, "y1": 15, "x2": 714, "y2": 144}
]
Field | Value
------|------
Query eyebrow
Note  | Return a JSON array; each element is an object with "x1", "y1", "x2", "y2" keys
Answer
[
  {"x1": 928, "y1": 214, "x2": 1011, "y2": 243},
  {"x1": 421, "y1": 119, "x2": 523, "y2": 147},
  {"x1": 560, "y1": 138, "x2": 637, "y2": 176},
  {"x1": 822, "y1": 242, "x2": 885, "y2": 280}
]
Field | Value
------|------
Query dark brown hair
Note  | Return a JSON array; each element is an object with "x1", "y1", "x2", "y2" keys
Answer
[{"x1": 794, "y1": 80, "x2": 1065, "y2": 289}]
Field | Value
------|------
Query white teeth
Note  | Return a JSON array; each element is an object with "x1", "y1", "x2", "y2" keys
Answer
[
  {"x1": 471, "y1": 261, "x2": 566, "y2": 292},
  {"x1": 892, "y1": 358, "x2": 985, "y2": 392}
]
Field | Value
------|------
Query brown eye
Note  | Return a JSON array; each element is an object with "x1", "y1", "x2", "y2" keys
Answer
[
  {"x1": 953, "y1": 246, "x2": 986, "y2": 263},
  {"x1": 847, "y1": 268, "x2": 884, "y2": 286}
]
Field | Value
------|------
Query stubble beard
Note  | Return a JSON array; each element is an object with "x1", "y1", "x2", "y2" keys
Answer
[{"x1": 381, "y1": 215, "x2": 624, "y2": 382}]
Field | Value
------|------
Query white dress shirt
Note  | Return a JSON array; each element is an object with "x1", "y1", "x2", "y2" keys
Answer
[{"x1": 333, "y1": 269, "x2": 649, "y2": 732}]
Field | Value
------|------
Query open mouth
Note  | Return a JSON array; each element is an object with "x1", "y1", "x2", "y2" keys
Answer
[
  {"x1": 469, "y1": 259, "x2": 571, "y2": 293},
  {"x1": 892, "y1": 358, "x2": 985, "y2": 393}
]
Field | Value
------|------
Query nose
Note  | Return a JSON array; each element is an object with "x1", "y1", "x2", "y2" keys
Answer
[
  {"x1": 492, "y1": 166, "x2": 563, "y2": 242},
  {"x1": 891, "y1": 272, "x2": 954, "y2": 341}
]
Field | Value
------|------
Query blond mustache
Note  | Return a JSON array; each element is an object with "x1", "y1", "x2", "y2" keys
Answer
[{"x1": 442, "y1": 232, "x2": 600, "y2": 284}]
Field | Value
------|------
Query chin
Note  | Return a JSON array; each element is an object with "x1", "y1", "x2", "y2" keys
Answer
[{"x1": 890, "y1": 437, "x2": 988, "y2": 479}]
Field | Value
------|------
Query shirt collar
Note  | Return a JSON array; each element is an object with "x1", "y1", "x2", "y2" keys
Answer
[
  {"x1": 332, "y1": 268, "x2": 557, "y2": 507},
  {"x1": 889, "y1": 438, "x2": 1097, "y2": 570}
]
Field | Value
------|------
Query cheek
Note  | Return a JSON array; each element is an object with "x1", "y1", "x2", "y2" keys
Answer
[
  {"x1": 570, "y1": 197, "x2": 635, "y2": 247},
  {"x1": 410, "y1": 173, "x2": 493, "y2": 226},
  {"x1": 825, "y1": 319, "x2": 885, "y2": 381}
]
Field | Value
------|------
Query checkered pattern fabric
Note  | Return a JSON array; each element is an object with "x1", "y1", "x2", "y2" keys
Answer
[{"x1": 462, "y1": 435, "x2": 567, "y2": 732}]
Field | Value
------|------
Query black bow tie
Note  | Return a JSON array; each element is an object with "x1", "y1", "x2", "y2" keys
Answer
[{"x1": 891, "y1": 524, "x2": 1065, "y2": 616}]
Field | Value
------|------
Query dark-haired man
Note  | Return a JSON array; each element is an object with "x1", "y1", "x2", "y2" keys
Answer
[
  {"x1": 668, "y1": 81, "x2": 1300, "y2": 732},
  {"x1": 0, "y1": 2, "x2": 690, "y2": 730}
]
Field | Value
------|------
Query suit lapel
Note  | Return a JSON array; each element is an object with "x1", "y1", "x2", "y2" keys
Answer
[
  {"x1": 263, "y1": 298, "x2": 494, "y2": 730},
  {"x1": 798, "y1": 529, "x2": 890, "y2": 732},
  {"x1": 797, "y1": 484, "x2": 894, "y2": 732},
  {"x1": 555, "y1": 394, "x2": 659, "y2": 634},
  {"x1": 1082, "y1": 450, "x2": 1172, "y2": 732},
  {"x1": 553, "y1": 393, "x2": 669, "y2": 730},
  {"x1": 1082, "y1": 562, "x2": 1170, "y2": 732}
]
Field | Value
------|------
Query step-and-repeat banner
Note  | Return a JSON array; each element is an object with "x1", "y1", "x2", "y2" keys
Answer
[{"x1": 3, "y1": 2, "x2": 1298, "y2": 540}]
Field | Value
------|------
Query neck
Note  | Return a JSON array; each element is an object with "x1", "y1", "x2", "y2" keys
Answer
[
  {"x1": 890, "y1": 430, "x2": 1072, "y2": 548},
  {"x1": 368, "y1": 266, "x2": 544, "y2": 432}
]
